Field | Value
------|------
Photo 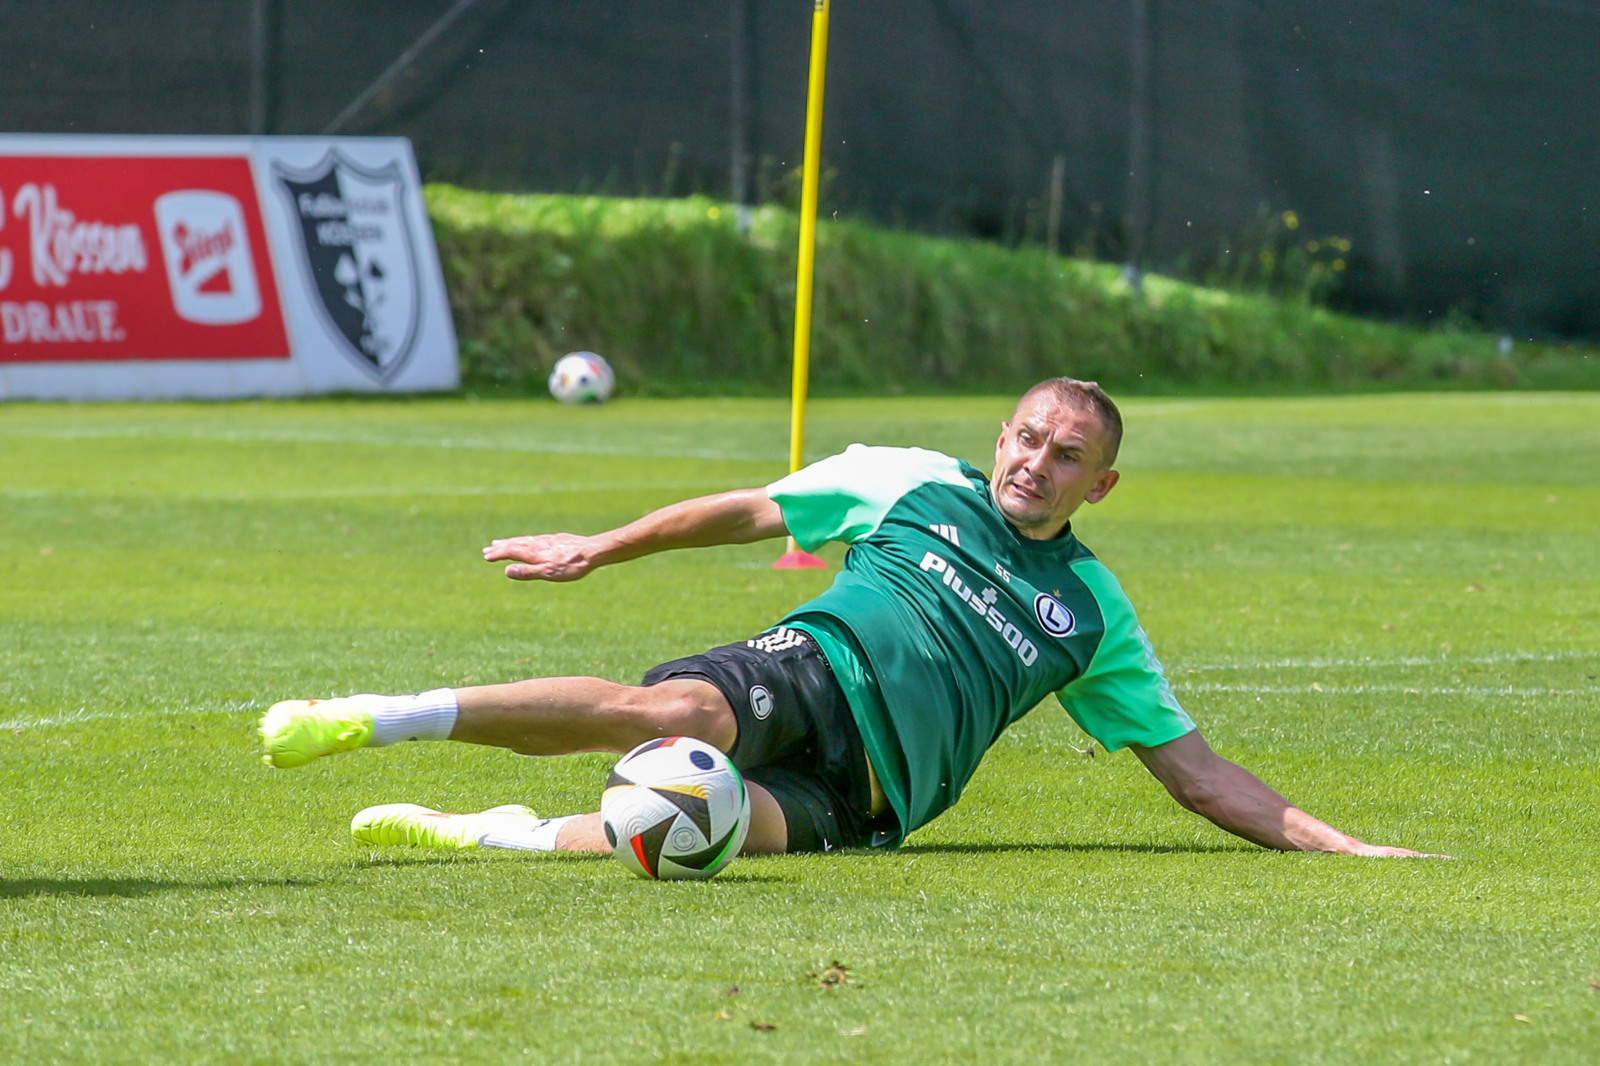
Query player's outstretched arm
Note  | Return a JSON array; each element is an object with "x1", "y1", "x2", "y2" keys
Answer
[
  {"x1": 1132, "y1": 730, "x2": 1448, "y2": 857},
  {"x1": 483, "y1": 488, "x2": 789, "y2": 582}
]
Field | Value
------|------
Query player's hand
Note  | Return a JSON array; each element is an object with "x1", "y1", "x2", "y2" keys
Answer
[
  {"x1": 483, "y1": 534, "x2": 598, "y2": 582},
  {"x1": 1351, "y1": 843, "x2": 1452, "y2": 859}
]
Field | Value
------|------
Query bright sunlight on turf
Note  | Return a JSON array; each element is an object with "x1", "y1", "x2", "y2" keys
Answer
[{"x1": 1, "y1": 394, "x2": 1596, "y2": 1062}]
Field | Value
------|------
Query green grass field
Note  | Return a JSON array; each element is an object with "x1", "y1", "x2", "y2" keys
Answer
[{"x1": 1, "y1": 393, "x2": 1596, "y2": 1063}]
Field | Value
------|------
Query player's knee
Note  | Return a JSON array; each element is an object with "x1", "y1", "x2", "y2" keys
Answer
[{"x1": 636, "y1": 680, "x2": 736, "y2": 750}]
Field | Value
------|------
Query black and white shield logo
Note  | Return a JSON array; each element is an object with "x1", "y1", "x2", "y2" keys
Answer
[
  {"x1": 274, "y1": 152, "x2": 421, "y2": 382},
  {"x1": 1034, "y1": 592, "x2": 1076, "y2": 638}
]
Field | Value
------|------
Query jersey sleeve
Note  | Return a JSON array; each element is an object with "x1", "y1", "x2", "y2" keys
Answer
[
  {"x1": 767, "y1": 444, "x2": 971, "y2": 551},
  {"x1": 1056, "y1": 559, "x2": 1195, "y2": 752}
]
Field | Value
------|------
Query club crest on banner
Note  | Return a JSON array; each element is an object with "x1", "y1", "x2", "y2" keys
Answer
[{"x1": 273, "y1": 152, "x2": 421, "y2": 382}]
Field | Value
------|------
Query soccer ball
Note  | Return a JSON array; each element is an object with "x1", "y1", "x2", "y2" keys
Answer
[
  {"x1": 547, "y1": 351, "x2": 615, "y2": 404},
  {"x1": 601, "y1": 736, "x2": 751, "y2": 880}
]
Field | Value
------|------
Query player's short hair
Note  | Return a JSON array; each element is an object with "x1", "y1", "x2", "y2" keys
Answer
[{"x1": 1013, "y1": 378, "x2": 1124, "y2": 467}]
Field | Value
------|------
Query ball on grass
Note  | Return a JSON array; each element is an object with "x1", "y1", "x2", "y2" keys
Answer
[
  {"x1": 601, "y1": 736, "x2": 750, "y2": 880},
  {"x1": 548, "y1": 351, "x2": 615, "y2": 405}
]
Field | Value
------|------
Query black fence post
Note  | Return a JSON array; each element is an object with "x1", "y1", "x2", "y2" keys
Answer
[{"x1": 249, "y1": 0, "x2": 282, "y2": 135}]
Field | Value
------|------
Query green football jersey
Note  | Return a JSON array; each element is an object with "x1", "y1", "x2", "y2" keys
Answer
[{"x1": 767, "y1": 445, "x2": 1194, "y2": 845}]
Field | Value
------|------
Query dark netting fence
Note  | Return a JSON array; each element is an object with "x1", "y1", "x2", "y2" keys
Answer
[{"x1": 4, "y1": 0, "x2": 1595, "y2": 339}]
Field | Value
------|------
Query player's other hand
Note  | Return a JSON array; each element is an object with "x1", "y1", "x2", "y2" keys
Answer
[
  {"x1": 483, "y1": 534, "x2": 597, "y2": 582},
  {"x1": 1352, "y1": 843, "x2": 1452, "y2": 859}
]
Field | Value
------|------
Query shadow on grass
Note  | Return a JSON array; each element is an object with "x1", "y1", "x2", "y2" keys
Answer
[
  {"x1": 0, "y1": 875, "x2": 332, "y2": 899},
  {"x1": 353, "y1": 852, "x2": 608, "y2": 869},
  {"x1": 898, "y1": 841, "x2": 1253, "y2": 856},
  {"x1": 354, "y1": 854, "x2": 517, "y2": 868},
  {"x1": 352, "y1": 853, "x2": 789, "y2": 882}
]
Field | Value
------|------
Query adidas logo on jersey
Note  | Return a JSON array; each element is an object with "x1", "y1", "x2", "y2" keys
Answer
[
  {"x1": 746, "y1": 626, "x2": 808, "y2": 654},
  {"x1": 929, "y1": 523, "x2": 961, "y2": 547}
]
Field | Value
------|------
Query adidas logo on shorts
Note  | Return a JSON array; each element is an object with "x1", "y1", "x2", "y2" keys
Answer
[{"x1": 746, "y1": 626, "x2": 808, "y2": 654}]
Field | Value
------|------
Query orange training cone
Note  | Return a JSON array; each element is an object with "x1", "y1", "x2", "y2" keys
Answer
[{"x1": 773, "y1": 536, "x2": 828, "y2": 569}]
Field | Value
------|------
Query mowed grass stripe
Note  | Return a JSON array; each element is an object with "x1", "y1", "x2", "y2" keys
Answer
[
  {"x1": 0, "y1": 421, "x2": 791, "y2": 463},
  {"x1": 0, "y1": 480, "x2": 753, "y2": 501},
  {"x1": 1183, "y1": 650, "x2": 1596, "y2": 670},
  {"x1": 1177, "y1": 683, "x2": 1598, "y2": 696}
]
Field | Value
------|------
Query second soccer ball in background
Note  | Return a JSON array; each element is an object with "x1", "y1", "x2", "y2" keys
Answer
[{"x1": 548, "y1": 351, "x2": 615, "y2": 404}]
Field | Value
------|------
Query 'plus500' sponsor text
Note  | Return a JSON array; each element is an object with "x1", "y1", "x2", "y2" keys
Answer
[{"x1": 919, "y1": 551, "x2": 1039, "y2": 666}]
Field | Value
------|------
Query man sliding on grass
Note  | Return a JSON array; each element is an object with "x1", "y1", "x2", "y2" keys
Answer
[{"x1": 260, "y1": 378, "x2": 1439, "y2": 859}]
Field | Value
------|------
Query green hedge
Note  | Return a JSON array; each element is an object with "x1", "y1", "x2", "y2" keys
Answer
[{"x1": 427, "y1": 185, "x2": 1599, "y2": 396}]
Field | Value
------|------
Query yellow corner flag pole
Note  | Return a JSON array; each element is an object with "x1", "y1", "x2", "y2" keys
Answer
[{"x1": 774, "y1": 0, "x2": 832, "y2": 570}]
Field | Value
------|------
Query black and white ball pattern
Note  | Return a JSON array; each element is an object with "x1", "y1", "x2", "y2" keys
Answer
[{"x1": 600, "y1": 736, "x2": 750, "y2": 880}]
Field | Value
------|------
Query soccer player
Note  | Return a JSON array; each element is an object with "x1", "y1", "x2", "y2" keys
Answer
[{"x1": 259, "y1": 378, "x2": 1440, "y2": 858}]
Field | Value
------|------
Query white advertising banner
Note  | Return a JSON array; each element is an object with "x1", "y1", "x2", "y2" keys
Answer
[{"x1": 0, "y1": 135, "x2": 458, "y2": 400}]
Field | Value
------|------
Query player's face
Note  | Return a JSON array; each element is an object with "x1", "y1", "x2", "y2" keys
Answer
[{"x1": 990, "y1": 396, "x2": 1120, "y2": 539}]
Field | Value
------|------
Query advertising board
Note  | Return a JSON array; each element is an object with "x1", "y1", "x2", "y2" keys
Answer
[{"x1": 0, "y1": 135, "x2": 458, "y2": 399}]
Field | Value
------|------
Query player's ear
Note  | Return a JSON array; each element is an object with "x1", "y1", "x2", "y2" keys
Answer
[
  {"x1": 1085, "y1": 468, "x2": 1120, "y2": 504},
  {"x1": 995, "y1": 421, "x2": 1010, "y2": 456}
]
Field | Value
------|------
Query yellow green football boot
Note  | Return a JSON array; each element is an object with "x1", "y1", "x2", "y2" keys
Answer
[
  {"x1": 258, "y1": 698, "x2": 374, "y2": 768},
  {"x1": 351, "y1": 804, "x2": 539, "y2": 849}
]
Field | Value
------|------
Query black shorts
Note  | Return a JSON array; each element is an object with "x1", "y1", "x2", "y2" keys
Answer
[{"x1": 640, "y1": 626, "x2": 877, "y2": 853}]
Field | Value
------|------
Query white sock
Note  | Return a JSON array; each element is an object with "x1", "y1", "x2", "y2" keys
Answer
[
  {"x1": 362, "y1": 688, "x2": 459, "y2": 747},
  {"x1": 477, "y1": 814, "x2": 578, "y2": 852}
]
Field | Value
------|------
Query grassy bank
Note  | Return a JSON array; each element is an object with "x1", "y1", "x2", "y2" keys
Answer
[{"x1": 426, "y1": 186, "x2": 1598, "y2": 397}]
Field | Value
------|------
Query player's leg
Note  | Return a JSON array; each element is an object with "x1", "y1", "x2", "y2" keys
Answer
[
  {"x1": 635, "y1": 629, "x2": 882, "y2": 854},
  {"x1": 259, "y1": 676, "x2": 734, "y2": 769},
  {"x1": 349, "y1": 781, "x2": 791, "y2": 854},
  {"x1": 450, "y1": 676, "x2": 735, "y2": 753},
  {"x1": 535, "y1": 786, "x2": 787, "y2": 853}
]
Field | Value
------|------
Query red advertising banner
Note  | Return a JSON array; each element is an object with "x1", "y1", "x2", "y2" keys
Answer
[{"x1": 0, "y1": 155, "x2": 289, "y2": 362}]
